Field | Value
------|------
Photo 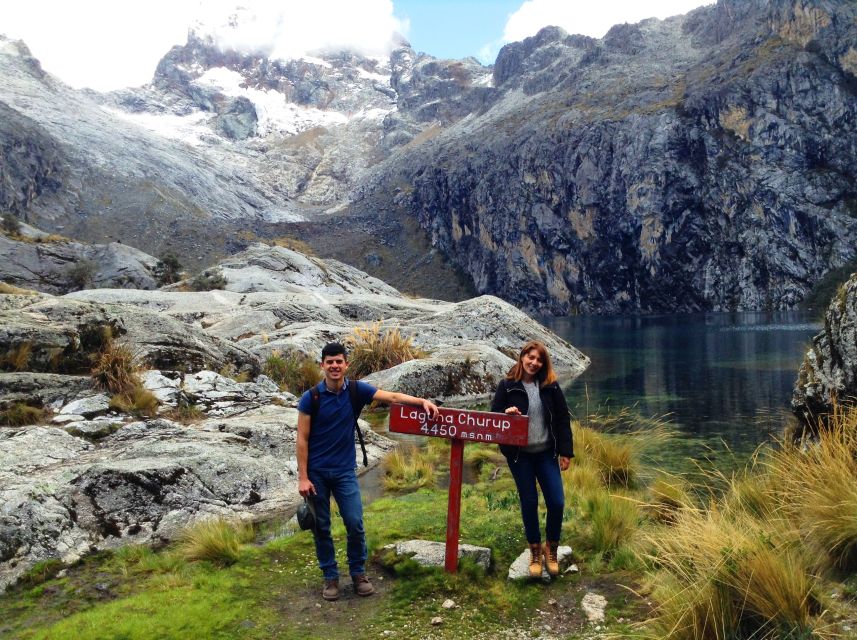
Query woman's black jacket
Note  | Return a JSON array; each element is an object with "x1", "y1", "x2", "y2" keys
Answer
[{"x1": 490, "y1": 378, "x2": 573, "y2": 459}]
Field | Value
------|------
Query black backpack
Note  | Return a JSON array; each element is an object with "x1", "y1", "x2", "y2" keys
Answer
[{"x1": 310, "y1": 379, "x2": 369, "y2": 467}]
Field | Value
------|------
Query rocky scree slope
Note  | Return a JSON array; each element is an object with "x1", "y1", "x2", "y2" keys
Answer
[{"x1": 360, "y1": 0, "x2": 857, "y2": 313}]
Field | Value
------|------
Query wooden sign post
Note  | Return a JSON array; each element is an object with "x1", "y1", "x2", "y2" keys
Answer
[{"x1": 389, "y1": 403, "x2": 528, "y2": 573}]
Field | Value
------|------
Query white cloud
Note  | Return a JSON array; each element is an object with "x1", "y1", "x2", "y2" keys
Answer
[
  {"x1": 0, "y1": 0, "x2": 406, "y2": 92},
  {"x1": 0, "y1": 1, "x2": 199, "y2": 91},
  {"x1": 478, "y1": 0, "x2": 712, "y2": 63}
]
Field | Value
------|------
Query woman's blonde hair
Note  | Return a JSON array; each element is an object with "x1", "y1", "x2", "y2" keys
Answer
[{"x1": 506, "y1": 340, "x2": 557, "y2": 386}]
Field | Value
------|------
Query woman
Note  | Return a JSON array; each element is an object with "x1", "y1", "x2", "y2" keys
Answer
[{"x1": 491, "y1": 340, "x2": 573, "y2": 578}]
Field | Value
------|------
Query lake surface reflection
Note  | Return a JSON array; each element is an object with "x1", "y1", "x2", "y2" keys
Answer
[{"x1": 541, "y1": 312, "x2": 821, "y2": 469}]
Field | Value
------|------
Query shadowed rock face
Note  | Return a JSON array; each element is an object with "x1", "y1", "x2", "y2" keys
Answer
[
  {"x1": 793, "y1": 273, "x2": 857, "y2": 423},
  {"x1": 363, "y1": 0, "x2": 857, "y2": 313}
]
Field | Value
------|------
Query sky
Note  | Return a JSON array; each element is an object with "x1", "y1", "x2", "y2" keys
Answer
[{"x1": 0, "y1": 0, "x2": 713, "y2": 92}]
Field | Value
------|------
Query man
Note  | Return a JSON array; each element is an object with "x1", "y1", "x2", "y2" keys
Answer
[{"x1": 297, "y1": 342, "x2": 439, "y2": 601}]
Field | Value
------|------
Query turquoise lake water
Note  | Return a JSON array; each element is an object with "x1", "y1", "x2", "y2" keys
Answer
[{"x1": 540, "y1": 312, "x2": 821, "y2": 470}]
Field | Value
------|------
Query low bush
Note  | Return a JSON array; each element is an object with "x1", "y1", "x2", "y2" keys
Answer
[
  {"x1": 344, "y1": 322, "x2": 425, "y2": 378},
  {"x1": 155, "y1": 252, "x2": 184, "y2": 286},
  {"x1": 1, "y1": 402, "x2": 46, "y2": 426},
  {"x1": 177, "y1": 518, "x2": 254, "y2": 567},
  {"x1": 263, "y1": 350, "x2": 321, "y2": 394},
  {"x1": 65, "y1": 259, "x2": 97, "y2": 290},
  {"x1": 188, "y1": 269, "x2": 227, "y2": 291}
]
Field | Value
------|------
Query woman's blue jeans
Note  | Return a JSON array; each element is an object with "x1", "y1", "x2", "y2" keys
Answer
[
  {"x1": 307, "y1": 468, "x2": 367, "y2": 580},
  {"x1": 506, "y1": 448, "x2": 565, "y2": 544}
]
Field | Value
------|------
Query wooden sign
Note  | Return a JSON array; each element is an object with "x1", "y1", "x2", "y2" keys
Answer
[
  {"x1": 389, "y1": 403, "x2": 529, "y2": 573},
  {"x1": 389, "y1": 404, "x2": 529, "y2": 446}
]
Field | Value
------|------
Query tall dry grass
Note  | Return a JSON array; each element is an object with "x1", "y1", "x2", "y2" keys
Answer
[
  {"x1": 640, "y1": 406, "x2": 857, "y2": 639},
  {"x1": 263, "y1": 350, "x2": 321, "y2": 394},
  {"x1": 344, "y1": 322, "x2": 425, "y2": 378}
]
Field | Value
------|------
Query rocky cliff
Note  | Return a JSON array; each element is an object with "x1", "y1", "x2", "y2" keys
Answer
[
  {"x1": 358, "y1": 0, "x2": 857, "y2": 313},
  {"x1": 793, "y1": 272, "x2": 857, "y2": 423}
]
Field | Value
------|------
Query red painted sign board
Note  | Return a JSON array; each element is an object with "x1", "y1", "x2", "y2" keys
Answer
[
  {"x1": 388, "y1": 403, "x2": 529, "y2": 446},
  {"x1": 389, "y1": 403, "x2": 529, "y2": 573}
]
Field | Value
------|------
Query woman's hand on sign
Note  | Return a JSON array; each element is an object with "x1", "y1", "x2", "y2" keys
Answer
[
  {"x1": 559, "y1": 456, "x2": 571, "y2": 471},
  {"x1": 504, "y1": 406, "x2": 522, "y2": 416}
]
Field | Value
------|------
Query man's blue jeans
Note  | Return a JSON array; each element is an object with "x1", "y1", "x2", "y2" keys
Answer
[
  {"x1": 307, "y1": 467, "x2": 367, "y2": 580},
  {"x1": 506, "y1": 448, "x2": 565, "y2": 544}
]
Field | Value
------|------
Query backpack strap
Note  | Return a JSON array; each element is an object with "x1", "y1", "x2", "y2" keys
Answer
[
  {"x1": 309, "y1": 381, "x2": 368, "y2": 467},
  {"x1": 349, "y1": 380, "x2": 369, "y2": 467}
]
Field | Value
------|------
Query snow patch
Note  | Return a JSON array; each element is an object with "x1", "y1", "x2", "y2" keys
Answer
[
  {"x1": 300, "y1": 56, "x2": 332, "y2": 68},
  {"x1": 356, "y1": 67, "x2": 390, "y2": 84},
  {"x1": 195, "y1": 66, "x2": 349, "y2": 136},
  {"x1": 261, "y1": 208, "x2": 307, "y2": 223},
  {"x1": 0, "y1": 39, "x2": 21, "y2": 57},
  {"x1": 102, "y1": 107, "x2": 213, "y2": 146}
]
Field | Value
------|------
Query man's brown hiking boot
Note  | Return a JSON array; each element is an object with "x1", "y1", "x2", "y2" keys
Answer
[
  {"x1": 322, "y1": 578, "x2": 340, "y2": 601},
  {"x1": 528, "y1": 543, "x2": 544, "y2": 578},
  {"x1": 352, "y1": 574, "x2": 375, "y2": 597},
  {"x1": 544, "y1": 541, "x2": 560, "y2": 577},
  {"x1": 351, "y1": 573, "x2": 375, "y2": 596}
]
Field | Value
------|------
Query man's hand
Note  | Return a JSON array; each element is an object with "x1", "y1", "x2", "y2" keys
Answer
[
  {"x1": 504, "y1": 406, "x2": 522, "y2": 415},
  {"x1": 422, "y1": 399, "x2": 440, "y2": 419},
  {"x1": 298, "y1": 478, "x2": 316, "y2": 497},
  {"x1": 559, "y1": 456, "x2": 571, "y2": 471}
]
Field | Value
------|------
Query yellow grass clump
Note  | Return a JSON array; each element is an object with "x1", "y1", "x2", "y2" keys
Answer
[
  {"x1": 177, "y1": 518, "x2": 255, "y2": 567},
  {"x1": 344, "y1": 322, "x2": 426, "y2": 379},
  {"x1": 383, "y1": 445, "x2": 435, "y2": 492},
  {"x1": 263, "y1": 350, "x2": 322, "y2": 394}
]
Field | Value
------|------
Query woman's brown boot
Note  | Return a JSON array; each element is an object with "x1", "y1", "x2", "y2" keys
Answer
[
  {"x1": 528, "y1": 543, "x2": 544, "y2": 578},
  {"x1": 543, "y1": 541, "x2": 559, "y2": 577}
]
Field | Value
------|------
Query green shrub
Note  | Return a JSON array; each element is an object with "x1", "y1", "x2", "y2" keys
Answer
[
  {"x1": 155, "y1": 252, "x2": 184, "y2": 285},
  {"x1": 65, "y1": 259, "x2": 97, "y2": 290},
  {"x1": 344, "y1": 322, "x2": 425, "y2": 378},
  {"x1": 188, "y1": 269, "x2": 227, "y2": 291},
  {"x1": 263, "y1": 350, "x2": 321, "y2": 394}
]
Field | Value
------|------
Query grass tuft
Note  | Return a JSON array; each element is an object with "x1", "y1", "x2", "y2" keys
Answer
[
  {"x1": 177, "y1": 518, "x2": 254, "y2": 567},
  {"x1": 383, "y1": 446, "x2": 436, "y2": 492},
  {"x1": 263, "y1": 349, "x2": 322, "y2": 394},
  {"x1": 109, "y1": 386, "x2": 160, "y2": 418},
  {"x1": 0, "y1": 402, "x2": 46, "y2": 426},
  {"x1": 1, "y1": 342, "x2": 32, "y2": 372},
  {"x1": 344, "y1": 322, "x2": 425, "y2": 378}
]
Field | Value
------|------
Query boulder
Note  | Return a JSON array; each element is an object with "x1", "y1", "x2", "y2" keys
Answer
[
  {"x1": 380, "y1": 539, "x2": 491, "y2": 571},
  {"x1": 0, "y1": 373, "x2": 95, "y2": 411},
  {"x1": 0, "y1": 296, "x2": 260, "y2": 376},
  {"x1": 507, "y1": 545, "x2": 573, "y2": 581},
  {"x1": 362, "y1": 345, "x2": 513, "y2": 402},
  {"x1": 0, "y1": 223, "x2": 159, "y2": 295},
  {"x1": 793, "y1": 274, "x2": 857, "y2": 423},
  {"x1": 0, "y1": 406, "x2": 393, "y2": 591}
]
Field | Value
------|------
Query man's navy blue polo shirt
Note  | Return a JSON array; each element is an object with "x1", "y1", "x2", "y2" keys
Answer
[{"x1": 298, "y1": 379, "x2": 377, "y2": 472}]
